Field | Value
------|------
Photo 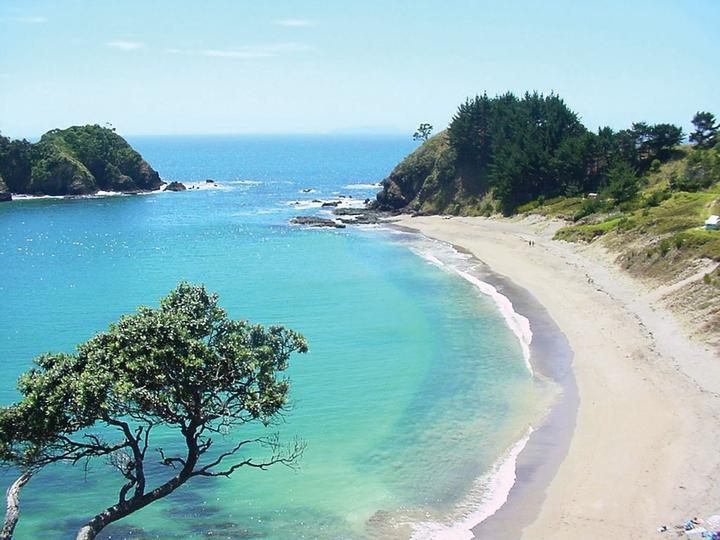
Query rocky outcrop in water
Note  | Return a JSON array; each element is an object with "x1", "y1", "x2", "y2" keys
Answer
[
  {"x1": 290, "y1": 216, "x2": 346, "y2": 229},
  {"x1": 164, "y1": 181, "x2": 187, "y2": 192}
]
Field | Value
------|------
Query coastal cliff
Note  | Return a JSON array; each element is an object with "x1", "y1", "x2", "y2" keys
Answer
[
  {"x1": 376, "y1": 94, "x2": 719, "y2": 346},
  {"x1": 373, "y1": 130, "x2": 481, "y2": 215},
  {"x1": 0, "y1": 125, "x2": 163, "y2": 200},
  {"x1": 0, "y1": 174, "x2": 10, "y2": 202}
]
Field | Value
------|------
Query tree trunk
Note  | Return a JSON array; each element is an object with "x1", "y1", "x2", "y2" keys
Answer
[
  {"x1": 75, "y1": 442, "x2": 199, "y2": 540},
  {"x1": 1, "y1": 470, "x2": 34, "y2": 540},
  {"x1": 74, "y1": 473, "x2": 191, "y2": 540}
]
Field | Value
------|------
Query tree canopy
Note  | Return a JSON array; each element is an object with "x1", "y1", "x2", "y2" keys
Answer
[
  {"x1": 0, "y1": 283, "x2": 308, "y2": 540},
  {"x1": 413, "y1": 123, "x2": 433, "y2": 141},
  {"x1": 376, "y1": 91, "x2": 688, "y2": 215},
  {"x1": 447, "y1": 92, "x2": 596, "y2": 213},
  {"x1": 689, "y1": 111, "x2": 719, "y2": 149}
]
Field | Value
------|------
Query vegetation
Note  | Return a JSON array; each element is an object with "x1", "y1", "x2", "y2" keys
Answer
[
  {"x1": 413, "y1": 123, "x2": 433, "y2": 142},
  {"x1": 689, "y1": 111, "x2": 718, "y2": 149},
  {"x1": 0, "y1": 125, "x2": 163, "y2": 198},
  {"x1": 548, "y1": 139, "x2": 720, "y2": 337},
  {"x1": 375, "y1": 91, "x2": 685, "y2": 215},
  {"x1": 0, "y1": 283, "x2": 308, "y2": 540}
]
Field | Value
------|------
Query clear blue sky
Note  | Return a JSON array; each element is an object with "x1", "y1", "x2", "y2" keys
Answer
[{"x1": 1, "y1": 0, "x2": 718, "y2": 138}]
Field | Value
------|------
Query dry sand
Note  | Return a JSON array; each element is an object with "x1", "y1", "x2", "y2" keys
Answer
[{"x1": 390, "y1": 214, "x2": 720, "y2": 539}]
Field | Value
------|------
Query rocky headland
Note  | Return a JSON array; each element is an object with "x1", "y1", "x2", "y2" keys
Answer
[{"x1": 0, "y1": 125, "x2": 164, "y2": 201}]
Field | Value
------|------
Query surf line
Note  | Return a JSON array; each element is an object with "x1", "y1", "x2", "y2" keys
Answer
[
  {"x1": 408, "y1": 249, "x2": 536, "y2": 536},
  {"x1": 423, "y1": 252, "x2": 533, "y2": 375},
  {"x1": 409, "y1": 428, "x2": 534, "y2": 540}
]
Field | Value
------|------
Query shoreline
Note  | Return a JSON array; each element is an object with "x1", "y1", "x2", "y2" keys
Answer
[
  {"x1": 389, "y1": 220, "x2": 578, "y2": 539},
  {"x1": 389, "y1": 214, "x2": 720, "y2": 539}
]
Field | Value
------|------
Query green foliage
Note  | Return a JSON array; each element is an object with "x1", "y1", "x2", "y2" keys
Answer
[
  {"x1": 604, "y1": 161, "x2": 639, "y2": 203},
  {"x1": 0, "y1": 125, "x2": 162, "y2": 196},
  {"x1": 377, "y1": 94, "x2": 690, "y2": 217},
  {"x1": 0, "y1": 283, "x2": 308, "y2": 538},
  {"x1": 517, "y1": 200, "x2": 541, "y2": 213},
  {"x1": 0, "y1": 135, "x2": 34, "y2": 192},
  {"x1": 573, "y1": 197, "x2": 607, "y2": 221},
  {"x1": 413, "y1": 123, "x2": 433, "y2": 141},
  {"x1": 447, "y1": 91, "x2": 593, "y2": 214},
  {"x1": 644, "y1": 190, "x2": 671, "y2": 208},
  {"x1": 671, "y1": 147, "x2": 720, "y2": 192},
  {"x1": 689, "y1": 111, "x2": 718, "y2": 149}
]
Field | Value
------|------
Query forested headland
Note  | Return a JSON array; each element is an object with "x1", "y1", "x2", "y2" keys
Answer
[
  {"x1": 0, "y1": 125, "x2": 163, "y2": 201},
  {"x1": 374, "y1": 92, "x2": 716, "y2": 216}
]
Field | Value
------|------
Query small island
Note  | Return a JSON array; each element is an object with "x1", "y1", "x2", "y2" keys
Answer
[{"x1": 0, "y1": 125, "x2": 164, "y2": 201}]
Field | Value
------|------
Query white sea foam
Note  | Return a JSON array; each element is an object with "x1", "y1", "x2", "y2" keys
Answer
[
  {"x1": 181, "y1": 181, "x2": 230, "y2": 191},
  {"x1": 11, "y1": 193, "x2": 67, "y2": 200},
  {"x1": 417, "y1": 244, "x2": 533, "y2": 373},
  {"x1": 226, "y1": 180, "x2": 262, "y2": 185},
  {"x1": 344, "y1": 182, "x2": 382, "y2": 190},
  {"x1": 284, "y1": 199, "x2": 324, "y2": 210},
  {"x1": 456, "y1": 270, "x2": 533, "y2": 374},
  {"x1": 283, "y1": 197, "x2": 367, "y2": 211},
  {"x1": 11, "y1": 191, "x2": 140, "y2": 201},
  {"x1": 409, "y1": 428, "x2": 533, "y2": 539}
]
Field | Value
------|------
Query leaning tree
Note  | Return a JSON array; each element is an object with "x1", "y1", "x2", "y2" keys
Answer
[{"x1": 0, "y1": 282, "x2": 308, "y2": 540}]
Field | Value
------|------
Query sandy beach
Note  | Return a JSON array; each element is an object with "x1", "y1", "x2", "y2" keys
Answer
[{"x1": 391, "y1": 214, "x2": 720, "y2": 539}]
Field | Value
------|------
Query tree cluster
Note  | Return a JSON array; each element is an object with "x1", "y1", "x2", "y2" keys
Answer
[
  {"x1": 668, "y1": 111, "x2": 720, "y2": 192},
  {"x1": 0, "y1": 283, "x2": 308, "y2": 540},
  {"x1": 444, "y1": 92, "x2": 685, "y2": 213}
]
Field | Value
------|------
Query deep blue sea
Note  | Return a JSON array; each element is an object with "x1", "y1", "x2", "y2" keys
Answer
[{"x1": 0, "y1": 135, "x2": 534, "y2": 539}]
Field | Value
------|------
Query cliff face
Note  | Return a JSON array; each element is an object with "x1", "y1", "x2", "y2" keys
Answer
[
  {"x1": 0, "y1": 173, "x2": 10, "y2": 202},
  {"x1": 0, "y1": 125, "x2": 163, "y2": 200},
  {"x1": 373, "y1": 131, "x2": 491, "y2": 216}
]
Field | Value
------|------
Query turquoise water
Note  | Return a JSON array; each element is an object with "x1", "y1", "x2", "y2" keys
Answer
[{"x1": 0, "y1": 136, "x2": 534, "y2": 539}]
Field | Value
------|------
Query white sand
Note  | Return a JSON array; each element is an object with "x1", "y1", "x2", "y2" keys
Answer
[{"x1": 391, "y1": 214, "x2": 720, "y2": 539}]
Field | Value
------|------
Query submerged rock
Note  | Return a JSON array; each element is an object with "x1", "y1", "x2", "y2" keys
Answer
[{"x1": 290, "y1": 216, "x2": 346, "y2": 229}]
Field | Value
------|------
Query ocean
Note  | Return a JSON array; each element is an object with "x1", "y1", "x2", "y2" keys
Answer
[{"x1": 0, "y1": 135, "x2": 535, "y2": 539}]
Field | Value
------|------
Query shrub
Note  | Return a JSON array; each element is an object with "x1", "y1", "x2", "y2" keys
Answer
[
  {"x1": 644, "y1": 190, "x2": 671, "y2": 208},
  {"x1": 573, "y1": 197, "x2": 607, "y2": 221},
  {"x1": 659, "y1": 238, "x2": 672, "y2": 257}
]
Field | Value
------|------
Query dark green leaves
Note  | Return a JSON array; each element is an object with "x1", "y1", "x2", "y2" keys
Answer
[
  {"x1": 448, "y1": 91, "x2": 590, "y2": 214},
  {"x1": 0, "y1": 281, "x2": 307, "y2": 468}
]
